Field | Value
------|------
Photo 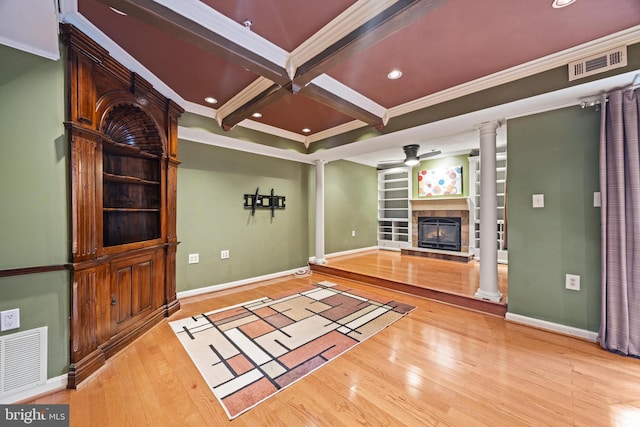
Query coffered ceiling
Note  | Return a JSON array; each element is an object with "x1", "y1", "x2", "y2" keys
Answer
[{"x1": 15, "y1": 1, "x2": 640, "y2": 163}]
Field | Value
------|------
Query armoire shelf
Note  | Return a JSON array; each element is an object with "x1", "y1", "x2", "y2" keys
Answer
[{"x1": 102, "y1": 146, "x2": 162, "y2": 247}]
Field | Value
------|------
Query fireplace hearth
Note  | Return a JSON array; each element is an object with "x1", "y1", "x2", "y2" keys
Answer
[{"x1": 418, "y1": 217, "x2": 462, "y2": 251}]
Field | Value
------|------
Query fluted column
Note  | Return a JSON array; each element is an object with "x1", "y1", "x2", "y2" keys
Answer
[
  {"x1": 475, "y1": 121, "x2": 502, "y2": 302},
  {"x1": 314, "y1": 160, "x2": 327, "y2": 264}
]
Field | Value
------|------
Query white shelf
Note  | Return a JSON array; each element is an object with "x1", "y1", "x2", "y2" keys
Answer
[{"x1": 377, "y1": 168, "x2": 411, "y2": 250}]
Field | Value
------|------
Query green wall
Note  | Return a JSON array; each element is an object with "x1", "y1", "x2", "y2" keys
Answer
[
  {"x1": 412, "y1": 154, "x2": 470, "y2": 199},
  {"x1": 176, "y1": 144, "x2": 379, "y2": 292},
  {"x1": 176, "y1": 141, "x2": 311, "y2": 292},
  {"x1": 507, "y1": 106, "x2": 601, "y2": 332},
  {"x1": 0, "y1": 46, "x2": 69, "y2": 377},
  {"x1": 324, "y1": 160, "x2": 377, "y2": 254}
]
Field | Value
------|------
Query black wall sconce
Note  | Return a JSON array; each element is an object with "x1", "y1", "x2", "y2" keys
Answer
[{"x1": 244, "y1": 188, "x2": 286, "y2": 217}]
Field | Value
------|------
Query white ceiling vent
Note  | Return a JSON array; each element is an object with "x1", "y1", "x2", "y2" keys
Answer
[{"x1": 568, "y1": 46, "x2": 627, "y2": 81}]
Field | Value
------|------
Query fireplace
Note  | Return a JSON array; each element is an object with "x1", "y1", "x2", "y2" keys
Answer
[{"x1": 418, "y1": 216, "x2": 462, "y2": 251}]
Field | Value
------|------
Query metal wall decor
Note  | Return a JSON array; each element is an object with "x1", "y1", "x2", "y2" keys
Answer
[{"x1": 244, "y1": 188, "x2": 286, "y2": 217}]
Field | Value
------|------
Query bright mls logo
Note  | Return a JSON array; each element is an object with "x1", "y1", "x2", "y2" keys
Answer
[{"x1": 1, "y1": 405, "x2": 69, "y2": 426}]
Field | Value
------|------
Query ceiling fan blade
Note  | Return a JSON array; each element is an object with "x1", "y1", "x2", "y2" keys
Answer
[
  {"x1": 377, "y1": 158, "x2": 404, "y2": 165},
  {"x1": 376, "y1": 162, "x2": 405, "y2": 170},
  {"x1": 418, "y1": 150, "x2": 441, "y2": 160}
]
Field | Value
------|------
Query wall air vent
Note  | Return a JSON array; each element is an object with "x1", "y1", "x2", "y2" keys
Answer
[
  {"x1": 0, "y1": 327, "x2": 47, "y2": 398},
  {"x1": 568, "y1": 46, "x2": 627, "y2": 81}
]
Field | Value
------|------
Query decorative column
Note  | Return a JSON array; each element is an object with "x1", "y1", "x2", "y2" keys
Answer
[
  {"x1": 314, "y1": 160, "x2": 327, "y2": 264},
  {"x1": 475, "y1": 121, "x2": 502, "y2": 302}
]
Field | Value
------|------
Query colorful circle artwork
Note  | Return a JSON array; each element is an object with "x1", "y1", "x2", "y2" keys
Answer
[{"x1": 418, "y1": 165, "x2": 462, "y2": 197}]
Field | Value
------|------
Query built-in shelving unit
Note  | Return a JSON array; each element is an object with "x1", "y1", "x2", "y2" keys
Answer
[
  {"x1": 377, "y1": 168, "x2": 411, "y2": 250},
  {"x1": 102, "y1": 147, "x2": 161, "y2": 246},
  {"x1": 469, "y1": 147, "x2": 508, "y2": 263},
  {"x1": 63, "y1": 24, "x2": 183, "y2": 389}
]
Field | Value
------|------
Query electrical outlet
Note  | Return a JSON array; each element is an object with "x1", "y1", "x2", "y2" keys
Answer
[
  {"x1": 221, "y1": 250, "x2": 230, "y2": 259},
  {"x1": 188, "y1": 253, "x2": 199, "y2": 264},
  {"x1": 352, "y1": 230, "x2": 356, "y2": 237},
  {"x1": 1, "y1": 308, "x2": 20, "y2": 331},
  {"x1": 566, "y1": 274, "x2": 581, "y2": 291}
]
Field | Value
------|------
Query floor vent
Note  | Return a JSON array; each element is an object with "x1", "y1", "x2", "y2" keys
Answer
[
  {"x1": 0, "y1": 327, "x2": 47, "y2": 398},
  {"x1": 568, "y1": 45, "x2": 627, "y2": 81}
]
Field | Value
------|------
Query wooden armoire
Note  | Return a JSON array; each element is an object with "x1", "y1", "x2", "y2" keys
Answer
[{"x1": 62, "y1": 25, "x2": 183, "y2": 388}]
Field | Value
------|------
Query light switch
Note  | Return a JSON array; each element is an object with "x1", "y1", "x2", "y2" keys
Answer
[
  {"x1": 532, "y1": 194, "x2": 544, "y2": 208},
  {"x1": 594, "y1": 192, "x2": 601, "y2": 207}
]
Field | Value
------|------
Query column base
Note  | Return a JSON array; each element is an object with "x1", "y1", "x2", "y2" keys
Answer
[
  {"x1": 312, "y1": 257, "x2": 327, "y2": 265},
  {"x1": 475, "y1": 288, "x2": 503, "y2": 302}
]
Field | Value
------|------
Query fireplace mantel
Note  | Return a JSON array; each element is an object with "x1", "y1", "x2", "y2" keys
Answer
[
  {"x1": 410, "y1": 197, "x2": 471, "y2": 253},
  {"x1": 410, "y1": 197, "x2": 471, "y2": 212}
]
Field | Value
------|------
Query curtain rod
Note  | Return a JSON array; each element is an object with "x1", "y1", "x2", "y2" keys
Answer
[
  {"x1": 580, "y1": 73, "x2": 640, "y2": 108},
  {"x1": 622, "y1": 73, "x2": 640, "y2": 91}
]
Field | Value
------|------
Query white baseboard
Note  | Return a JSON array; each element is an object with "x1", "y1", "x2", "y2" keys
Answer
[
  {"x1": 309, "y1": 246, "x2": 379, "y2": 263},
  {"x1": 177, "y1": 266, "x2": 311, "y2": 299},
  {"x1": 0, "y1": 374, "x2": 68, "y2": 404},
  {"x1": 505, "y1": 312, "x2": 599, "y2": 342},
  {"x1": 180, "y1": 247, "x2": 378, "y2": 299}
]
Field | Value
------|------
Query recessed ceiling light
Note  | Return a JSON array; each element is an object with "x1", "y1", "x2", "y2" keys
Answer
[
  {"x1": 302, "y1": 128, "x2": 311, "y2": 134},
  {"x1": 387, "y1": 70, "x2": 403, "y2": 80},
  {"x1": 204, "y1": 97, "x2": 218, "y2": 104},
  {"x1": 552, "y1": 0, "x2": 576, "y2": 8},
  {"x1": 109, "y1": 7, "x2": 127, "y2": 16},
  {"x1": 252, "y1": 112, "x2": 262, "y2": 118}
]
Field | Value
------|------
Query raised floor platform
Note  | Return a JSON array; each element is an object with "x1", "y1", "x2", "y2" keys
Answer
[
  {"x1": 401, "y1": 246, "x2": 474, "y2": 263},
  {"x1": 310, "y1": 250, "x2": 507, "y2": 317}
]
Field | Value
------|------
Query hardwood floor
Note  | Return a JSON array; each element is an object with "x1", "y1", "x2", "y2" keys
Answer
[
  {"x1": 26, "y1": 265, "x2": 640, "y2": 426},
  {"x1": 312, "y1": 249, "x2": 508, "y2": 316}
]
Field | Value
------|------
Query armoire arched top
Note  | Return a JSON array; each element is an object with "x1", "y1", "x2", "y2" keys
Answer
[{"x1": 101, "y1": 103, "x2": 165, "y2": 156}]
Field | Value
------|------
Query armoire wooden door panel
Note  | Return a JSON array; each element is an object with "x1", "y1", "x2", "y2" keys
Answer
[
  {"x1": 110, "y1": 251, "x2": 155, "y2": 334},
  {"x1": 70, "y1": 264, "x2": 108, "y2": 362},
  {"x1": 113, "y1": 265, "x2": 133, "y2": 325},
  {"x1": 133, "y1": 259, "x2": 153, "y2": 315}
]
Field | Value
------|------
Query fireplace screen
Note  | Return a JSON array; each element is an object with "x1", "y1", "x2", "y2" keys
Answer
[{"x1": 418, "y1": 217, "x2": 461, "y2": 251}]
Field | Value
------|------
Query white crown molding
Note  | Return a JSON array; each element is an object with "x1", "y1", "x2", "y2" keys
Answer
[
  {"x1": 389, "y1": 25, "x2": 640, "y2": 118},
  {"x1": 182, "y1": 100, "x2": 217, "y2": 119},
  {"x1": 312, "y1": 74, "x2": 387, "y2": 119},
  {"x1": 287, "y1": 0, "x2": 397, "y2": 77},
  {"x1": 215, "y1": 77, "x2": 276, "y2": 126},
  {"x1": 153, "y1": 0, "x2": 289, "y2": 68},
  {"x1": 181, "y1": 100, "x2": 307, "y2": 143},
  {"x1": 305, "y1": 120, "x2": 369, "y2": 144},
  {"x1": 178, "y1": 126, "x2": 313, "y2": 164},
  {"x1": 237, "y1": 119, "x2": 307, "y2": 143}
]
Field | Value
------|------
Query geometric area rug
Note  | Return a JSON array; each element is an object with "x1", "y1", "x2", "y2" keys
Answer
[{"x1": 169, "y1": 281, "x2": 416, "y2": 419}]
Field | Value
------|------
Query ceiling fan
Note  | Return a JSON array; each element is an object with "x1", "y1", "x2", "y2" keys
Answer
[{"x1": 377, "y1": 144, "x2": 441, "y2": 170}]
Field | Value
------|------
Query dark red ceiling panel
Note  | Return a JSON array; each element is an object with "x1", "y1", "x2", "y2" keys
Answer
[
  {"x1": 327, "y1": 0, "x2": 640, "y2": 108},
  {"x1": 252, "y1": 93, "x2": 355, "y2": 135},
  {"x1": 198, "y1": 0, "x2": 357, "y2": 51}
]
